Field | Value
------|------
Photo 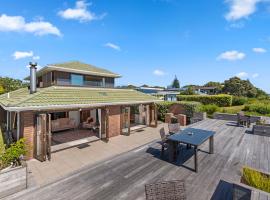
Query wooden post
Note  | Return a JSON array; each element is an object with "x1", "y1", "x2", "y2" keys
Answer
[
  {"x1": 154, "y1": 103, "x2": 158, "y2": 128},
  {"x1": 105, "y1": 107, "x2": 109, "y2": 142},
  {"x1": 47, "y1": 114, "x2": 51, "y2": 161}
]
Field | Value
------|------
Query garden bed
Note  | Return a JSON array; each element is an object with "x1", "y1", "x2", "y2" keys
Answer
[
  {"x1": 241, "y1": 167, "x2": 270, "y2": 194},
  {"x1": 252, "y1": 124, "x2": 270, "y2": 136},
  {"x1": 213, "y1": 112, "x2": 261, "y2": 123}
]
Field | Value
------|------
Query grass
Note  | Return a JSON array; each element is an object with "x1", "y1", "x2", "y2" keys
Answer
[
  {"x1": 220, "y1": 105, "x2": 245, "y2": 114},
  {"x1": 242, "y1": 166, "x2": 270, "y2": 193}
]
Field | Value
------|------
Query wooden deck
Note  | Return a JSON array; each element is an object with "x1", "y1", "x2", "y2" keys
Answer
[{"x1": 7, "y1": 119, "x2": 270, "y2": 200}]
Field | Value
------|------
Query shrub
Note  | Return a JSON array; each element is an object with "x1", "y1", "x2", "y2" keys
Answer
[
  {"x1": 0, "y1": 129, "x2": 5, "y2": 168},
  {"x1": 232, "y1": 96, "x2": 248, "y2": 106},
  {"x1": 242, "y1": 167, "x2": 270, "y2": 193},
  {"x1": 156, "y1": 101, "x2": 201, "y2": 121},
  {"x1": 177, "y1": 94, "x2": 232, "y2": 107},
  {"x1": 199, "y1": 104, "x2": 219, "y2": 116},
  {"x1": 244, "y1": 103, "x2": 270, "y2": 115},
  {"x1": 0, "y1": 128, "x2": 5, "y2": 156},
  {"x1": 0, "y1": 138, "x2": 26, "y2": 169}
]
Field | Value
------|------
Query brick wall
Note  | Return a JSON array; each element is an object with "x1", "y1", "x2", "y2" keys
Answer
[
  {"x1": 21, "y1": 111, "x2": 35, "y2": 159},
  {"x1": 108, "y1": 106, "x2": 121, "y2": 138}
]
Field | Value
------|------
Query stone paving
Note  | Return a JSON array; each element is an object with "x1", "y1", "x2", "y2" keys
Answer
[{"x1": 27, "y1": 123, "x2": 167, "y2": 186}]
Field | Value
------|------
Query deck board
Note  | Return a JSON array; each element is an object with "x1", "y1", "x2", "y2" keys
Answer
[{"x1": 6, "y1": 119, "x2": 270, "y2": 200}]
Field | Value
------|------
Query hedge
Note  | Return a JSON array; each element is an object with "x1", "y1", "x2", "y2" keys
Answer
[
  {"x1": 199, "y1": 104, "x2": 219, "y2": 116},
  {"x1": 157, "y1": 101, "x2": 201, "y2": 122},
  {"x1": 177, "y1": 94, "x2": 232, "y2": 107},
  {"x1": 232, "y1": 96, "x2": 248, "y2": 106}
]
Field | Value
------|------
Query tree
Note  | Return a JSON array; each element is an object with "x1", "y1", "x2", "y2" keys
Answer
[
  {"x1": 222, "y1": 77, "x2": 266, "y2": 98},
  {"x1": 171, "y1": 76, "x2": 180, "y2": 88},
  {"x1": 0, "y1": 85, "x2": 4, "y2": 95},
  {"x1": 0, "y1": 77, "x2": 28, "y2": 94}
]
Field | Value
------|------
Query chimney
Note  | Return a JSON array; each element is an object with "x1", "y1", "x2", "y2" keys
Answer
[{"x1": 29, "y1": 62, "x2": 37, "y2": 94}]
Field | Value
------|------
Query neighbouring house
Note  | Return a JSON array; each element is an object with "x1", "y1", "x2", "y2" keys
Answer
[
  {"x1": 193, "y1": 86, "x2": 218, "y2": 95},
  {"x1": 136, "y1": 86, "x2": 179, "y2": 101},
  {"x1": 0, "y1": 61, "x2": 160, "y2": 161}
]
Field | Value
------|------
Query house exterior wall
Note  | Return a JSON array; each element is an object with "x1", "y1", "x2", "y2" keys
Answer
[
  {"x1": 21, "y1": 111, "x2": 35, "y2": 159},
  {"x1": 107, "y1": 106, "x2": 121, "y2": 138}
]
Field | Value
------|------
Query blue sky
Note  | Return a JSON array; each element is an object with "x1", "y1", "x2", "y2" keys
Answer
[{"x1": 0, "y1": 0, "x2": 270, "y2": 92}]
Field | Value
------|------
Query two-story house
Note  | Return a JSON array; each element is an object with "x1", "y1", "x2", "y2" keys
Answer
[{"x1": 0, "y1": 61, "x2": 160, "y2": 161}]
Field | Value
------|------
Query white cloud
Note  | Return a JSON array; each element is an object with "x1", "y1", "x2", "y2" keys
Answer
[
  {"x1": 12, "y1": 51, "x2": 33, "y2": 60},
  {"x1": 58, "y1": 1, "x2": 106, "y2": 22},
  {"x1": 236, "y1": 72, "x2": 259, "y2": 79},
  {"x1": 217, "y1": 50, "x2": 246, "y2": 61},
  {"x1": 236, "y1": 72, "x2": 249, "y2": 78},
  {"x1": 104, "y1": 43, "x2": 121, "y2": 51},
  {"x1": 225, "y1": 0, "x2": 262, "y2": 21},
  {"x1": 32, "y1": 56, "x2": 40, "y2": 60},
  {"x1": 252, "y1": 47, "x2": 267, "y2": 53},
  {"x1": 252, "y1": 73, "x2": 259, "y2": 78},
  {"x1": 153, "y1": 69, "x2": 165, "y2": 76},
  {"x1": 0, "y1": 14, "x2": 61, "y2": 36},
  {"x1": 12, "y1": 51, "x2": 41, "y2": 60}
]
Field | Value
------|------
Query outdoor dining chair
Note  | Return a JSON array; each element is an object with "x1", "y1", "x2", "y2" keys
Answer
[
  {"x1": 160, "y1": 127, "x2": 169, "y2": 156},
  {"x1": 145, "y1": 180, "x2": 186, "y2": 200},
  {"x1": 168, "y1": 123, "x2": 181, "y2": 135}
]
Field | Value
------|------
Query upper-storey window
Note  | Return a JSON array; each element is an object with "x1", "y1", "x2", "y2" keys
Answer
[{"x1": 71, "y1": 74, "x2": 83, "y2": 86}]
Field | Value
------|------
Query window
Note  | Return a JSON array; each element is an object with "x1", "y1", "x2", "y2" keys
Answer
[{"x1": 71, "y1": 74, "x2": 83, "y2": 86}]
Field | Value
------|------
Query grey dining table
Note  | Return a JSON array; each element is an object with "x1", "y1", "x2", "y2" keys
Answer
[{"x1": 167, "y1": 128, "x2": 215, "y2": 172}]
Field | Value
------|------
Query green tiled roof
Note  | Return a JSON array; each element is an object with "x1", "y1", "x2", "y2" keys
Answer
[
  {"x1": 25, "y1": 61, "x2": 121, "y2": 80},
  {"x1": 0, "y1": 86, "x2": 160, "y2": 111}
]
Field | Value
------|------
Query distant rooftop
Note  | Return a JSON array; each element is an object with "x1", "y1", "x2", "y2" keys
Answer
[{"x1": 25, "y1": 61, "x2": 121, "y2": 80}]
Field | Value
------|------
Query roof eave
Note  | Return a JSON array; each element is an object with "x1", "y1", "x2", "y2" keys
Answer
[
  {"x1": 24, "y1": 65, "x2": 121, "y2": 80},
  {"x1": 3, "y1": 100, "x2": 162, "y2": 112}
]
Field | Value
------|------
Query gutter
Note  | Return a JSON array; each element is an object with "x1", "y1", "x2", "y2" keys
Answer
[{"x1": 2, "y1": 100, "x2": 162, "y2": 112}]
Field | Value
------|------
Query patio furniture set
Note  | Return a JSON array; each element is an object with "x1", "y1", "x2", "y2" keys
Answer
[{"x1": 160, "y1": 123, "x2": 216, "y2": 173}]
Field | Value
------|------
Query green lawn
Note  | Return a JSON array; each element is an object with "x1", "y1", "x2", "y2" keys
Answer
[{"x1": 219, "y1": 105, "x2": 245, "y2": 114}]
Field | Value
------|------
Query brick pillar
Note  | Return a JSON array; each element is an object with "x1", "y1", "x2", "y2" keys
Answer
[
  {"x1": 176, "y1": 114, "x2": 186, "y2": 126},
  {"x1": 165, "y1": 113, "x2": 174, "y2": 123}
]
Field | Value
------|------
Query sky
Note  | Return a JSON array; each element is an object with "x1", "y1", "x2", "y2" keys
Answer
[{"x1": 0, "y1": 0, "x2": 269, "y2": 92}]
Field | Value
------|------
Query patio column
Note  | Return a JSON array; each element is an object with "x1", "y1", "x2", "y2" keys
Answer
[
  {"x1": 6, "y1": 111, "x2": 9, "y2": 131},
  {"x1": 17, "y1": 111, "x2": 20, "y2": 141}
]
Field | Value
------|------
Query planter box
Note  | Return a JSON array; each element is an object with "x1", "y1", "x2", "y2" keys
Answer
[
  {"x1": 253, "y1": 125, "x2": 270, "y2": 136},
  {"x1": 213, "y1": 113, "x2": 261, "y2": 123},
  {"x1": 0, "y1": 164, "x2": 27, "y2": 198}
]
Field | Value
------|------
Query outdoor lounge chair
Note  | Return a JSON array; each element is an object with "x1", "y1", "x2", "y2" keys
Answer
[{"x1": 145, "y1": 180, "x2": 186, "y2": 200}]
